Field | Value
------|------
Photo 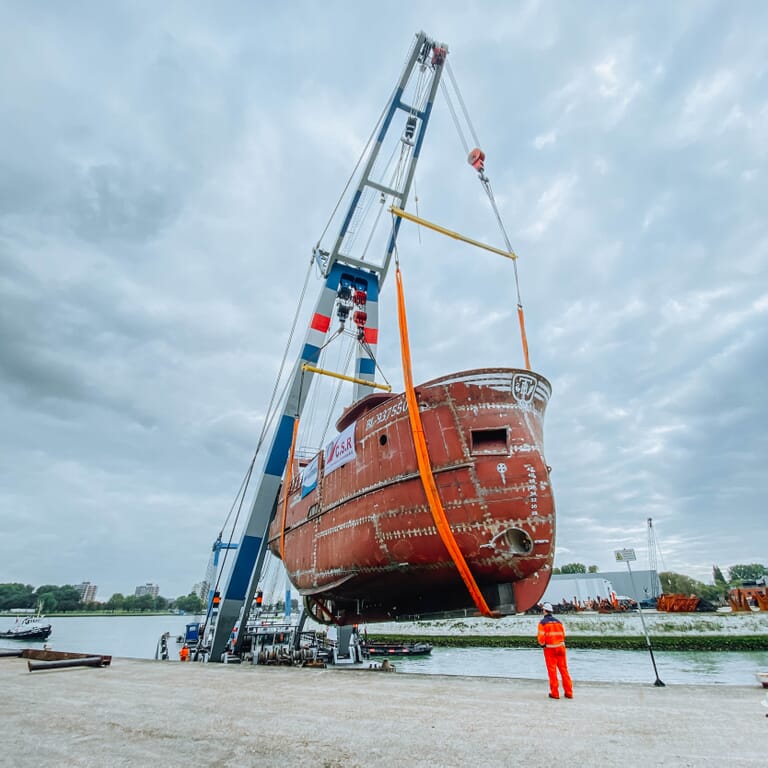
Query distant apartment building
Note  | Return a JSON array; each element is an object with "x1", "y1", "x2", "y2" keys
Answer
[
  {"x1": 134, "y1": 583, "x2": 160, "y2": 598},
  {"x1": 76, "y1": 581, "x2": 98, "y2": 603},
  {"x1": 193, "y1": 581, "x2": 209, "y2": 602}
]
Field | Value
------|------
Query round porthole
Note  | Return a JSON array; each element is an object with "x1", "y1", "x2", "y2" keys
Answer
[{"x1": 379, "y1": 434, "x2": 388, "y2": 446}]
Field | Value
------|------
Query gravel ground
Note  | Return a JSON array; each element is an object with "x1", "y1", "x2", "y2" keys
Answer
[{"x1": 1, "y1": 656, "x2": 766, "y2": 767}]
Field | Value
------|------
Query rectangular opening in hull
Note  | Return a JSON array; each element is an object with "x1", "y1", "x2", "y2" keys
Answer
[{"x1": 470, "y1": 428, "x2": 508, "y2": 454}]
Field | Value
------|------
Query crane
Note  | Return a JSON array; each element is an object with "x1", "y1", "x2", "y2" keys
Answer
[
  {"x1": 646, "y1": 518, "x2": 662, "y2": 599},
  {"x1": 208, "y1": 32, "x2": 449, "y2": 660}
]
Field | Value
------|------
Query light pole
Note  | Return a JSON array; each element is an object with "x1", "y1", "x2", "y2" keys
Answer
[{"x1": 615, "y1": 548, "x2": 665, "y2": 687}]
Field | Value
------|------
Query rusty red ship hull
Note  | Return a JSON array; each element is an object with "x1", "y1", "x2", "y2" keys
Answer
[{"x1": 267, "y1": 368, "x2": 555, "y2": 625}]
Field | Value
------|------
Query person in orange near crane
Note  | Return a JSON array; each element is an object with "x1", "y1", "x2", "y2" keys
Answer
[
  {"x1": 537, "y1": 603, "x2": 573, "y2": 699},
  {"x1": 179, "y1": 644, "x2": 190, "y2": 662}
]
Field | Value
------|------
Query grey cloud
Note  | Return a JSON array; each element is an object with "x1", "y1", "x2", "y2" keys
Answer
[{"x1": 1, "y1": 2, "x2": 767, "y2": 598}]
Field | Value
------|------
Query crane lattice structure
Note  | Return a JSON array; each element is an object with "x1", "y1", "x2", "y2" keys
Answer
[{"x1": 646, "y1": 518, "x2": 662, "y2": 598}]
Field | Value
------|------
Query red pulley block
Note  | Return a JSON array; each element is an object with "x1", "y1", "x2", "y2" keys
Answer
[
  {"x1": 353, "y1": 310, "x2": 367, "y2": 327},
  {"x1": 468, "y1": 147, "x2": 485, "y2": 173},
  {"x1": 432, "y1": 46, "x2": 447, "y2": 66}
]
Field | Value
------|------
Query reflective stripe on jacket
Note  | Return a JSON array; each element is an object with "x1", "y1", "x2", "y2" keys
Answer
[{"x1": 537, "y1": 614, "x2": 566, "y2": 648}]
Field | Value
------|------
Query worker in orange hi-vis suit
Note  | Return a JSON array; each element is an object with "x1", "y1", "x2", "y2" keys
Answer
[{"x1": 537, "y1": 603, "x2": 573, "y2": 699}]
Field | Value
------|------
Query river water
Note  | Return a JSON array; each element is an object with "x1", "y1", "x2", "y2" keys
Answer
[{"x1": 2, "y1": 614, "x2": 766, "y2": 687}]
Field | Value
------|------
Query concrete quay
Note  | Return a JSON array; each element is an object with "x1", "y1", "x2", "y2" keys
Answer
[{"x1": 1, "y1": 656, "x2": 765, "y2": 767}]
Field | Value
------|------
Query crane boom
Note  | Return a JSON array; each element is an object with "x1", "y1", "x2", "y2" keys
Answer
[{"x1": 208, "y1": 32, "x2": 448, "y2": 660}]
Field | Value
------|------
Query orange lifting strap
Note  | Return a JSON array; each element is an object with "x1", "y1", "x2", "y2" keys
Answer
[
  {"x1": 279, "y1": 415, "x2": 301, "y2": 560},
  {"x1": 395, "y1": 265, "x2": 498, "y2": 618},
  {"x1": 517, "y1": 304, "x2": 531, "y2": 370}
]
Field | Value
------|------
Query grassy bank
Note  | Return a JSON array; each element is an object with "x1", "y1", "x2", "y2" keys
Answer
[{"x1": 367, "y1": 633, "x2": 768, "y2": 652}]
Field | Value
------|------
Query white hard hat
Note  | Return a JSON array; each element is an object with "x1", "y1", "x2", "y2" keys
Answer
[{"x1": 542, "y1": 602, "x2": 553, "y2": 612}]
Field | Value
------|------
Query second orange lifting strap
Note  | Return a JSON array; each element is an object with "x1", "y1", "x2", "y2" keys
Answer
[{"x1": 395, "y1": 265, "x2": 499, "y2": 619}]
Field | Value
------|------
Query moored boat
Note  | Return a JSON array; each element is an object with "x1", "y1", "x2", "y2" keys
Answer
[
  {"x1": 0, "y1": 614, "x2": 53, "y2": 641},
  {"x1": 363, "y1": 641, "x2": 433, "y2": 657}
]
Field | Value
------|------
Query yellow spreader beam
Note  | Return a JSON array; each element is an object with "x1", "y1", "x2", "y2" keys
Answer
[
  {"x1": 390, "y1": 206, "x2": 517, "y2": 261},
  {"x1": 301, "y1": 363, "x2": 392, "y2": 392}
]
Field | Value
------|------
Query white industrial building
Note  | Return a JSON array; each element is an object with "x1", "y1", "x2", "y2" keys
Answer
[
  {"x1": 540, "y1": 570, "x2": 662, "y2": 607},
  {"x1": 541, "y1": 573, "x2": 616, "y2": 606}
]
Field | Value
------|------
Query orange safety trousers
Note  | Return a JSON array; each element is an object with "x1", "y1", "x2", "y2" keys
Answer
[{"x1": 543, "y1": 646, "x2": 573, "y2": 698}]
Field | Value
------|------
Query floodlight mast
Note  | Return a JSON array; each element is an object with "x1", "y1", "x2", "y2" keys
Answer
[
  {"x1": 647, "y1": 518, "x2": 660, "y2": 598},
  {"x1": 615, "y1": 547, "x2": 665, "y2": 687}
]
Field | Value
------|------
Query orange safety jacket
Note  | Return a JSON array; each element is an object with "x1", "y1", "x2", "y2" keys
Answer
[{"x1": 537, "y1": 615, "x2": 566, "y2": 648}]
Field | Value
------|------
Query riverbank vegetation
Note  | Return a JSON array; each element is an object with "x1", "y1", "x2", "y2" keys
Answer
[
  {"x1": 0, "y1": 582, "x2": 203, "y2": 614},
  {"x1": 367, "y1": 633, "x2": 768, "y2": 652}
]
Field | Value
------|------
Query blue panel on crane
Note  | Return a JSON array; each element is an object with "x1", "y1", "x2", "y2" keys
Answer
[
  {"x1": 226, "y1": 534, "x2": 262, "y2": 601},
  {"x1": 325, "y1": 263, "x2": 344, "y2": 291},
  {"x1": 385, "y1": 216, "x2": 404, "y2": 260},
  {"x1": 377, "y1": 87, "x2": 403, "y2": 143},
  {"x1": 364, "y1": 277, "x2": 379, "y2": 302},
  {"x1": 339, "y1": 189, "x2": 363, "y2": 240},
  {"x1": 413, "y1": 97, "x2": 436, "y2": 159},
  {"x1": 300, "y1": 342, "x2": 322, "y2": 367},
  {"x1": 265, "y1": 413, "x2": 296, "y2": 477},
  {"x1": 357, "y1": 357, "x2": 376, "y2": 376}
]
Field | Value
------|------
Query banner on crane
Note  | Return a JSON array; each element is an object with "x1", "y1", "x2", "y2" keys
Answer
[{"x1": 324, "y1": 421, "x2": 357, "y2": 476}]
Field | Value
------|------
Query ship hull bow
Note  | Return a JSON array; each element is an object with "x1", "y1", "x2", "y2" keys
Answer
[{"x1": 269, "y1": 368, "x2": 555, "y2": 623}]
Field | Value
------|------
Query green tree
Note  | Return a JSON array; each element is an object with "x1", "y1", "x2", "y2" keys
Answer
[
  {"x1": 55, "y1": 585, "x2": 83, "y2": 612},
  {"x1": 551, "y1": 567, "x2": 561, "y2": 575},
  {"x1": 134, "y1": 594, "x2": 154, "y2": 612},
  {"x1": 36, "y1": 590, "x2": 58, "y2": 612},
  {"x1": 154, "y1": 596, "x2": 169, "y2": 611},
  {"x1": 175, "y1": 593, "x2": 204, "y2": 613},
  {"x1": 711, "y1": 565, "x2": 729, "y2": 602},
  {"x1": 727, "y1": 564, "x2": 767, "y2": 584},
  {"x1": 712, "y1": 565, "x2": 727, "y2": 586},
  {"x1": 122, "y1": 595, "x2": 137, "y2": 611},
  {"x1": 30, "y1": 585, "x2": 83, "y2": 613},
  {"x1": 588, "y1": 565, "x2": 599, "y2": 573},
  {"x1": 106, "y1": 593, "x2": 126, "y2": 612},
  {"x1": 0, "y1": 583, "x2": 36, "y2": 610},
  {"x1": 659, "y1": 571, "x2": 708, "y2": 597},
  {"x1": 560, "y1": 563, "x2": 587, "y2": 574}
]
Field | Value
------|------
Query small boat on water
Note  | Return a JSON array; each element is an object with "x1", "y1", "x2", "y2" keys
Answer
[
  {"x1": 0, "y1": 614, "x2": 53, "y2": 641},
  {"x1": 757, "y1": 671, "x2": 768, "y2": 689},
  {"x1": 362, "y1": 641, "x2": 433, "y2": 658}
]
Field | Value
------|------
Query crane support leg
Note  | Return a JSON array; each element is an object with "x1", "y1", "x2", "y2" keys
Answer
[{"x1": 209, "y1": 264, "x2": 380, "y2": 660}]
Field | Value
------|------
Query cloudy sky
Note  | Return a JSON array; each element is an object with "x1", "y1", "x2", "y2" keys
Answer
[{"x1": 1, "y1": 1, "x2": 766, "y2": 601}]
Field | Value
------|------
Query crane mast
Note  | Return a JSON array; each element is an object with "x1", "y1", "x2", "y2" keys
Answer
[
  {"x1": 208, "y1": 32, "x2": 448, "y2": 660},
  {"x1": 647, "y1": 518, "x2": 660, "y2": 598}
]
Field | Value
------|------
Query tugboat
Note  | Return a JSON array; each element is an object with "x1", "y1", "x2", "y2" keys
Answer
[{"x1": 0, "y1": 614, "x2": 53, "y2": 641}]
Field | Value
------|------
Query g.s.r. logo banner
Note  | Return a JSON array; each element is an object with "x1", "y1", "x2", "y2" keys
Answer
[{"x1": 324, "y1": 421, "x2": 356, "y2": 476}]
